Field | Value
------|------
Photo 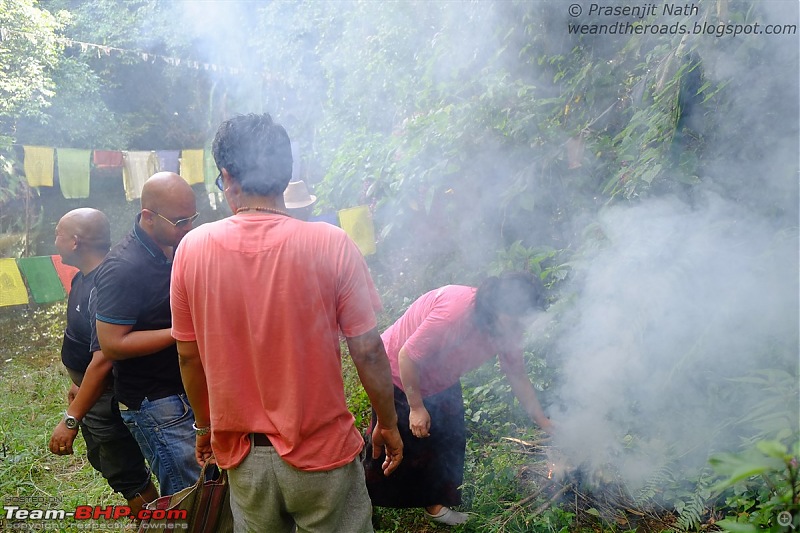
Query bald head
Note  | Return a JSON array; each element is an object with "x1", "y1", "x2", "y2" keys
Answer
[
  {"x1": 139, "y1": 172, "x2": 198, "y2": 252},
  {"x1": 141, "y1": 172, "x2": 195, "y2": 213},
  {"x1": 58, "y1": 208, "x2": 111, "y2": 253}
]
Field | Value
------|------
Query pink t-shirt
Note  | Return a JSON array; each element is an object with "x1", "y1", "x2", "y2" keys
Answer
[
  {"x1": 171, "y1": 214, "x2": 381, "y2": 471},
  {"x1": 381, "y1": 285, "x2": 522, "y2": 397}
]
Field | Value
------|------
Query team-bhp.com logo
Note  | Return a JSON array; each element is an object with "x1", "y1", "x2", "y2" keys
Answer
[{"x1": 4, "y1": 504, "x2": 187, "y2": 526}]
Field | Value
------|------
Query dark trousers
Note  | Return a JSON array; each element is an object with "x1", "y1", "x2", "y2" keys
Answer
[{"x1": 363, "y1": 382, "x2": 466, "y2": 508}]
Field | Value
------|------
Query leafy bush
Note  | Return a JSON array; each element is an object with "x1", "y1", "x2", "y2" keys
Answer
[{"x1": 711, "y1": 439, "x2": 800, "y2": 532}]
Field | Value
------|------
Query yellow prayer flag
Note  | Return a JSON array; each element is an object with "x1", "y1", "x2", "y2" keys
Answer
[
  {"x1": 23, "y1": 146, "x2": 55, "y2": 187},
  {"x1": 179, "y1": 149, "x2": 205, "y2": 185},
  {"x1": 0, "y1": 258, "x2": 30, "y2": 307},
  {"x1": 338, "y1": 206, "x2": 376, "y2": 256}
]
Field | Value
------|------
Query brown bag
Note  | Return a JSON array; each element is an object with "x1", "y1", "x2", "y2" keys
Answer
[{"x1": 137, "y1": 462, "x2": 234, "y2": 533}]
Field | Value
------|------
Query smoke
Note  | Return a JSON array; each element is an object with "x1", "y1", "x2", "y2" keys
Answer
[{"x1": 549, "y1": 190, "x2": 798, "y2": 489}]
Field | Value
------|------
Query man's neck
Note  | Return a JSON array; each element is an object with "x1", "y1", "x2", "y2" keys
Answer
[
  {"x1": 136, "y1": 219, "x2": 173, "y2": 260},
  {"x1": 234, "y1": 193, "x2": 287, "y2": 212},
  {"x1": 77, "y1": 252, "x2": 107, "y2": 275}
]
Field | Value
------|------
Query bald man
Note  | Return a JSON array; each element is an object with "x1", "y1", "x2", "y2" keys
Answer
[
  {"x1": 49, "y1": 208, "x2": 158, "y2": 515},
  {"x1": 93, "y1": 172, "x2": 200, "y2": 496}
]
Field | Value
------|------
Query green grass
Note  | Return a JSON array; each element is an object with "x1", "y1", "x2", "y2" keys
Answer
[{"x1": 0, "y1": 303, "x2": 122, "y2": 532}]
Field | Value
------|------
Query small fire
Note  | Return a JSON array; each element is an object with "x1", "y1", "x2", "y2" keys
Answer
[{"x1": 547, "y1": 463, "x2": 555, "y2": 480}]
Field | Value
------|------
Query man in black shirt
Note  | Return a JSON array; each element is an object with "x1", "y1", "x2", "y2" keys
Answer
[
  {"x1": 48, "y1": 208, "x2": 158, "y2": 515},
  {"x1": 94, "y1": 172, "x2": 200, "y2": 496}
]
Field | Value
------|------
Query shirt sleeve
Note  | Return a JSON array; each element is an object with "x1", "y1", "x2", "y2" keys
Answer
[
  {"x1": 93, "y1": 259, "x2": 141, "y2": 326},
  {"x1": 335, "y1": 233, "x2": 381, "y2": 338}
]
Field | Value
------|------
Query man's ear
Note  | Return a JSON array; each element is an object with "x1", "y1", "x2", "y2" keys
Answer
[{"x1": 222, "y1": 169, "x2": 245, "y2": 193}]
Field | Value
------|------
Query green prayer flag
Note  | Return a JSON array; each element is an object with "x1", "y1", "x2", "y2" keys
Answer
[
  {"x1": 57, "y1": 148, "x2": 91, "y2": 199},
  {"x1": 16, "y1": 257, "x2": 67, "y2": 303}
]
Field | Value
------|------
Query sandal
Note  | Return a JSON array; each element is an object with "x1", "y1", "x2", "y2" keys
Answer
[{"x1": 424, "y1": 506, "x2": 469, "y2": 526}]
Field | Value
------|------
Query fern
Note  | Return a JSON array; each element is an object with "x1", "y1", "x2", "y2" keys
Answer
[
  {"x1": 634, "y1": 462, "x2": 675, "y2": 504},
  {"x1": 675, "y1": 490, "x2": 706, "y2": 531}
]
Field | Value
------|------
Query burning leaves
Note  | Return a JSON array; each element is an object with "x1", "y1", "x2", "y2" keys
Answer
[{"x1": 490, "y1": 434, "x2": 722, "y2": 532}]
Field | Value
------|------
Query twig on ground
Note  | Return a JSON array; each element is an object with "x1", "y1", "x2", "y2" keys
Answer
[
  {"x1": 513, "y1": 482, "x2": 552, "y2": 508},
  {"x1": 532, "y1": 483, "x2": 573, "y2": 515},
  {"x1": 501, "y1": 436, "x2": 552, "y2": 447}
]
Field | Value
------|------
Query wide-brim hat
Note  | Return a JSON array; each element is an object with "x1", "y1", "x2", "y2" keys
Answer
[{"x1": 284, "y1": 180, "x2": 317, "y2": 209}]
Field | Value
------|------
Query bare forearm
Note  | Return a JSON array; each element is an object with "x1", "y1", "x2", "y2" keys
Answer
[
  {"x1": 98, "y1": 322, "x2": 175, "y2": 361},
  {"x1": 177, "y1": 341, "x2": 210, "y2": 427},
  {"x1": 347, "y1": 330, "x2": 398, "y2": 429},
  {"x1": 67, "y1": 352, "x2": 113, "y2": 420},
  {"x1": 504, "y1": 366, "x2": 550, "y2": 429},
  {"x1": 398, "y1": 347, "x2": 425, "y2": 408}
]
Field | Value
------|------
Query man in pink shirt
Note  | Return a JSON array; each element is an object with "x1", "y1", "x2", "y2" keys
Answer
[
  {"x1": 171, "y1": 113, "x2": 403, "y2": 532},
  {"x1": 365, "y1": 273, "x2": 552, "y2": 526}
]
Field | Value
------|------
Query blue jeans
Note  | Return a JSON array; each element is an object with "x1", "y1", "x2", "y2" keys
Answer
[{"x1": 119, "y1": 394, "x2": 200, "y2": 496}]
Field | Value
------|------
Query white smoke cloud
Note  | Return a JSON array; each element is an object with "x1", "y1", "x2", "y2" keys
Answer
[{"x1": 550, "y1": 192, "x2": 798, "y2": 490}]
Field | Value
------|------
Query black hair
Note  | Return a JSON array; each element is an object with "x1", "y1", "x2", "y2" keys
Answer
[
  {"x1": 212, "y1": 113, "x2": 293, "y2": 197},
  {"x1": 473, "y1": 272, "x2": 546, "y2": 336}
]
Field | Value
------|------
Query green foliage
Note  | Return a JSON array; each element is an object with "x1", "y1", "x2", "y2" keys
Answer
[
  {"x1": 0, "y1": 0, "x2": 64, "y2": 254},
  {"x1": 0, "y1": 303, "x2": 121, "y2": 532},
  {"x1": 13, "y1": 56, "x2": 129, "y2": 148},
  {"x1": 711, "y1": 439, "x2": 800, "y2": 532},
  {"x1": 461, "y1": 434, "x2": 572, "y2": 533},
  {"x1": 0, "y1": 0, "x2": 64, "y2": 133}
]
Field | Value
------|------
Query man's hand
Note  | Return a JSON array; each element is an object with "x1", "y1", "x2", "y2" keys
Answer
[
  {"x1": 49, "y1": 421, "x2": 78, "y2": 455},
  {"x1": 371, "y1": 423, "x2": 403, "y2": 476},
  {"x1": 67, "y1": 383, "x2": 79, "y2": 405},
  {"x1": 195, "y1": 433, "x2": 213, "y2": 467},
  {"x1": 409, "y1": 406, "x2": 432, "y2": 438}
]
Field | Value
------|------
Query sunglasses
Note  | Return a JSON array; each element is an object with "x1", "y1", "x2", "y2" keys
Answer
[
  {"x1": 215, "y1": 171, "x2": 223, "y2": 191},
  {"x1": 150, "y1": 210, "x2": 200, "y2": 228}
]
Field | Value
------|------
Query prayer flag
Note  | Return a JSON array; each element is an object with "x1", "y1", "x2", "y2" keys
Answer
[
  {"x1": 179, "y1": 149, "x2": 205, "y2": 185},
  {"x1": 0, "y1": 258, "x2": 30, "y2": 307},
  {"x1": 93, "y1": 150, "x2": 123, "y2": 169},
  {"x1": 338, "y1": 206, "x2": 376, "y2": 256},
  {"x1": 122, "y1": 151, "x2": 158, "y2": 201},
  {"x1": 51, "y1": 255, "x2": 79, "y2": 295},
  {"x1": 204, "y1": 147, "x2": 217, "y2": 193},
  {"x1": 57, "y1": 148, "x2": 91, "y2": 199},
  {"x1": 23, "y1": 145, "x2": 55, "y2": 187},
  {"x1": 157, "y1": 150, "x2": 180, "y2": 173},
  {"x1": 16, "y1": 256, "x2": 66, "y2": 303}
]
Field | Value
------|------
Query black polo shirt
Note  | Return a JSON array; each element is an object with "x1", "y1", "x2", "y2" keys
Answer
[
  {"x1": 61, "y1": 269, "x2": 97, "y2": 373},
  {"x1": 92, "y1": 215, "x2": 184, "y2": 410}
]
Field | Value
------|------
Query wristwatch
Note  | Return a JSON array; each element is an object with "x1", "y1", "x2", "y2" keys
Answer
[
  {"x1": 192, "y1": 422, "x2": 210, "y2": 436},
  {"x1": 64, "y1": 412, "x2": 80, "y2": 430}
]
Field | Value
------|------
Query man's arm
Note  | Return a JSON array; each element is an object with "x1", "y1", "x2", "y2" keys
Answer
[
  {"x1": 96, "y1": 321, "x2": 175, "y2": 361},
  {"x1": 177, "y1": 340, "x2": 212, "y2": 466},
  {"x1": 346, "y1": 328, "x2": 403, "y2": 476},
  {"x1": 49, "y1": 350, "x2": 113, "y2": 455},
  {"x1": 397, "y1": 346, "x2": 432, "y2": 439},
  {"x1": 499, "y1": 355, "x2": 553, "y2": 433}
]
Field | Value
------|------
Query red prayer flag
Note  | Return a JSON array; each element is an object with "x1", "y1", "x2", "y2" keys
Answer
[
  {"x1": 51, "y1": 255, "x2": 79, "y2": 294},
  {"x1": 93, "y1": 150, "x2": 124, "y2": 169}
]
